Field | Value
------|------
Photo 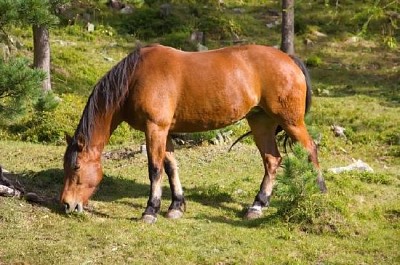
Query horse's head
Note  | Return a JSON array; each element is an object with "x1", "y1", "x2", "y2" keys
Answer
[{"x1": 60, "y1": 133, "x2": 103, "y2": 213}]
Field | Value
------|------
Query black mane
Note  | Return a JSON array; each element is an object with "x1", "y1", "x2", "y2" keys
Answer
[
  {"x1": 65, "y1": 45, "x2": 141, "y2": 169},
  {"x1": 74, "y1": 45, "x2": 141, "y2": 144}
]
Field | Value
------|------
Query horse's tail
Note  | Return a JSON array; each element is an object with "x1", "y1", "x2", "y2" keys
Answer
[
  {"x1": 289, "y1": 54, "x2": 312, "y2": 114},
  {"x1": 228, "y1": 131, "x2": 252, "y2": 152},
  {"x1": 228, "y1": 55, "x2": 312, "y2": 152}
]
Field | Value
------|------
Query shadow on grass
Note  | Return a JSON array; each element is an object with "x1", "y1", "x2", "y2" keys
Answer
[
  {"x1": 4, "y1": 167, "x2": 281, "y2": 227},
  {"x1": 309, "y1": 47, "x2": 400, "y2": 106},
  {"x1": 196, "y1": 212, "x2": 282, "y2": 228}
]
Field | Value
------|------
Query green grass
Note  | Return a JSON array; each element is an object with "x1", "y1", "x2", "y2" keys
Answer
[
  {"x1": 0, "y1": 139, "x2": 399, "y2": 264},
  {"x1": 0, "y1": 0, "x2": 399, "y2": 264}
]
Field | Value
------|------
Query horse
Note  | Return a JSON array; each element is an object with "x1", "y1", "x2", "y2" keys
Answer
[{"x1": 61, "y1": 44, "x2": 327, "y2": 223}]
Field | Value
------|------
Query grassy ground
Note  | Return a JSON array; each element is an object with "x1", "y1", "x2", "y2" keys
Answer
[
  {"x1": 0, "y1": 140, "x2": 399, "y2": 264},
  {"x1": 1, "y1": 0, "x2": 400, "y2": 264}
]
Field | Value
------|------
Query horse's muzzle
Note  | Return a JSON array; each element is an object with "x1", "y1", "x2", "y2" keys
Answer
[{"x1": 63, "y1": 201, "x2": 83, "y2": 214}]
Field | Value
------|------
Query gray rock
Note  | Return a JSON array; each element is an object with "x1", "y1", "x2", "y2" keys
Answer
[
  {"x1": 0, "y1": 43, "x2": 10, "y2": 60},
  {"x1": 120, "y1": 6, "x2": 133, "y2": 14},
  {"x1": 160, "y1": 3, "x2": 172, "y2": 17},
  {"x1": 232, "y1": 8, "x2": 245, "y2": 14},
  {"x1": 331, "y1": 125, "x2": 346, "y2": 138},
  {"x1": 87, "y1": 22, "x2": 95, "y2": 32},
  {"x1": 329, "y1": 159, "x2": 374, "y2": 174},
  {"x1": 196, "y1": 43, "x2": 208, "y2": 51},
  {"x1": 190, "y1": 31, "x2": 204, "y2": 44}
]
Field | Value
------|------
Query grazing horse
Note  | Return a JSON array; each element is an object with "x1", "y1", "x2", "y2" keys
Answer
[{"x1": 61, "y1": 44, "x2": 327, "y2": 223}]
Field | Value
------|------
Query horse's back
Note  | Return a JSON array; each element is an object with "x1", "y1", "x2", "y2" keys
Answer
[{"x1": 127, "y1": 44, "x2": 306, "y2": 132}]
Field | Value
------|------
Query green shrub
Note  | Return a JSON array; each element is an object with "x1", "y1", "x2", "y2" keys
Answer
[
  {"x1": 275, "y1": 144, "x2": 321, "y2": 223},
  {"x1": 35, "y1": 91, "x2": 60, "y2": 112},
  {"x1": 275, "y1": 144, "x2": 351, "y2": 235},
  {"x1": 5, "y1": 94, "x2": 145, "y2": 145},
  {"x1": 109, "y1": 122, "x2": 145, "y2": 145},
  {"x1": 197, "y1": 11, "x2": 242, "y2": 40},
  {"x1": 306, "y1": 55, "x2": 322, "y2": 67},
  {"x1": 0, "y1": 57, "x2": 44, "y2": 124},
  {"x1": 160, "y1": 31, "x2": 197, "y2": 51},
  {"x1": 9, "y1": 94, "x2": 84, "y2": 144},
  {"x1": 121, "y1": 7, "x2": 186, "y2": 39}
]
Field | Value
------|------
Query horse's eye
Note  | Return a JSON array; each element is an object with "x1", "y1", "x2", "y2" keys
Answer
[{"x1": 74, "y1": 164, "x2": 80, "y2": 171}]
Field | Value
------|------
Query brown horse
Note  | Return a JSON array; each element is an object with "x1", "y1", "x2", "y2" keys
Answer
[{"x1": 61, "y1": 44, "x2": 327, "y2": 223}]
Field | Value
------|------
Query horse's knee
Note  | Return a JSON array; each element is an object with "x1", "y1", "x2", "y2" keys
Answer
[
  {"x1": 148, "y1": 162, "x2": 163, "y2": 180},
  {"x1": 266, "y1": 154, "x2": 282, "y2": 173}
]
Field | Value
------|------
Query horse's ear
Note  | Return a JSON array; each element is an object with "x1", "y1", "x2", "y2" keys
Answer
[
  {"x1": 65, "y1": 133, "x2": 73, "y2": 145},
  {"x1": 76, "y1": 133, "x2": 86, "y2": 152}
]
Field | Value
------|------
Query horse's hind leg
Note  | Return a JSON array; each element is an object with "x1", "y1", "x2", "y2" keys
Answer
[
  {"x1": 245, "y1": 113, "x2": 282, "y2": 220},
  {"x1": 283, "y1": 122, "x2": 327, "y2": 192},
  {"x1": 164, "y1": 136, "x2": 186, "y2": 219}
]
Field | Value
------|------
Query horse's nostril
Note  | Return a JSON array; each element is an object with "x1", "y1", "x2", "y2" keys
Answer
[
  {"x1": 76, "y1": 203, "x2": 83, "y2": 213},
  {"x1": 64, "y1": 203, "x2": 70, "y2": 210}
]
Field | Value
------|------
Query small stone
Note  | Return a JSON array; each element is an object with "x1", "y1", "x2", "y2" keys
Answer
[
  {"x1": 0, "y1": 43, "x2": 10, "y2": 60},
  {"x1": 86, "y1": 23, "x2": 95, "y2": 32},
  {"x1": 320, "y1": 89, "x2": 330, "y2": 96},
  {"x1": 140, "y1": 144, "x2": 147, "y2": 155},
  {"x1": 196, "y1": 43, "x2": 208, "y2": 51},
  {"x1": 304, "y1": 38, "x2": 313, "y2": 46},
  {"x1": 15, "y1": 40, "x2": 24, "y2": 49},
  {"x1": 216, "y1": 132, "x2": 224, "y2": 144},
  {"x1": 160, "y1": 4, "x2": 171, "y2": 17},
  {"x1": 331, "y1": 125, "x2": 346, "y2": 137},
  {"x1": 312, "y1": 30, "x2": 327, "y2": 37},
  {"x1": 210, "y1": 137, "x2": 219, "y2": 145},
  {"x1": 232, "y1": 8, "x2": 245, "y2": 14},
  {"x1": 120, "y1": 6, "x2": 133, "y2": 14}
]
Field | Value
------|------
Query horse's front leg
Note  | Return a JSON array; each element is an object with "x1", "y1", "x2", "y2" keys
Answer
[
  {"x1": 164, "y1": 136, "x2": 185, "y2": 219},
  {"x1": 141, "y1": 123, "x2": 169, "y2": 224}
]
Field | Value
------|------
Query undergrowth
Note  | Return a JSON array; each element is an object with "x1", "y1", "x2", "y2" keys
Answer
[{"x1": 275, "y1": 144, "x2": 351, "y2": 235}]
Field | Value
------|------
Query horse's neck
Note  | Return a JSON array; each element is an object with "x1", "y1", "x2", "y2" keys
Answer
[{"x1": 83, "y1": 110, "x2": 123, "y2": 155}]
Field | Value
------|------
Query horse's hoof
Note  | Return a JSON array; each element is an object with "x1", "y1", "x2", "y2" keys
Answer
[
  {"x1": 319, "y1": 181, "x2": 328, "y2": 193},
  {"x1": 166, "y1": 209, "x2": 184, "y2": 219},
  {"x1": 245, "y1": 208, "x2": 263, "y2": 220},
  {"x1": 140, "y1": 214, "x2": 157, "y2": 224}
]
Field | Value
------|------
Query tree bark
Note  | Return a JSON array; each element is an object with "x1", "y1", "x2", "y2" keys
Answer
[
  {"x1": 32, "y1": 24, "x2": 51, "y2": 92},
  {"x1": 281, "y1": 0, "x2": 295, "y2": 55}
]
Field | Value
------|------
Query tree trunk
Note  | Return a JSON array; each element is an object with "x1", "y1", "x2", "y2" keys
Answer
[
  {"x1": 281, "y1": 0, "x2": 295, "y2": 55},
  {"x1": 32, "y1": 24, "x2": 51, "y2": 92}
]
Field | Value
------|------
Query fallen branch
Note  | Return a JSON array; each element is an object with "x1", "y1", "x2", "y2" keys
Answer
[
  {"x1": 0, "y1": 165, "x2": 43, "y2": 203},
  {"x1": 0, "y1": 184, "x2": 22, "y2": 197}
]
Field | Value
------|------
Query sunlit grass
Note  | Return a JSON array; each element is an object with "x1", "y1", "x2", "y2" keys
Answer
[{"x1": 0, "y1": 139, "x2": 399, "y2": 264}]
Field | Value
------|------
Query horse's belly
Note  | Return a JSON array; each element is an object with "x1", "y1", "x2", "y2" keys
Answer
[{"x1": 170, "y1": 106, "x2": 250, "y2": 132}]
